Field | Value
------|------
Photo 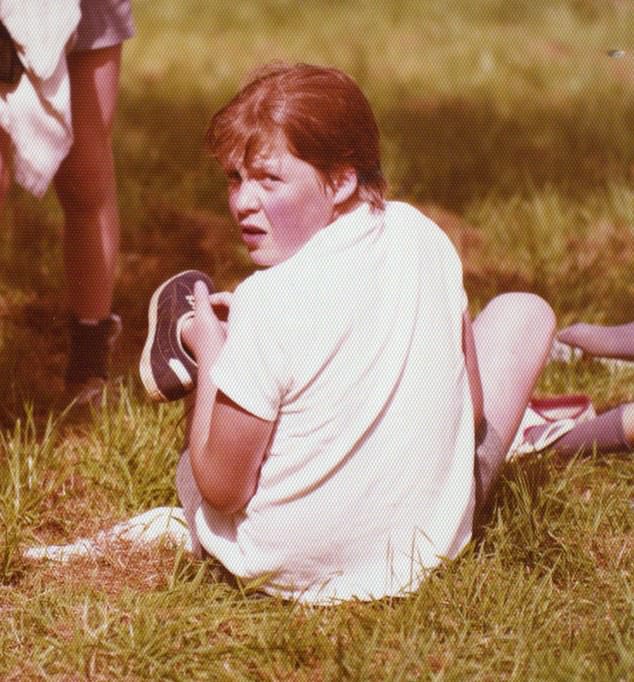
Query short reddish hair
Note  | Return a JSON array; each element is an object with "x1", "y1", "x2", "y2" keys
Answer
[{"x1": 206, "y1": 63, "x2": 386, "y2": 210}]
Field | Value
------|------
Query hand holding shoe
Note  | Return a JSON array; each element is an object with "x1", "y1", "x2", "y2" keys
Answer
[{"x1": 181, "y1": 281, "x2": 227, "y2": 369}]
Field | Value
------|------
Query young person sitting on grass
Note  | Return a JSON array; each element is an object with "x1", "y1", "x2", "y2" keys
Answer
[{"x1": 28, "y1": 63, "x2": 630, "y2": 604}]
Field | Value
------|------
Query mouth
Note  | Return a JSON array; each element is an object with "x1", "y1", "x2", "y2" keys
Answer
[
  {"x1": 240, "y1": 225, "x2": 267, "y2": 248},
  {"x1": 241, "y1": 224, "x2": 266, "y2": 235}
]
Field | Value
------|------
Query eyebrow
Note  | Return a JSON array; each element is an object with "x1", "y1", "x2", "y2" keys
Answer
[
  {"x1": 247, "y1": 155, "x2": 285, "y2": 174},
  {"x1": 223, "y1": 145, "x2": 286, "y2": 177}
]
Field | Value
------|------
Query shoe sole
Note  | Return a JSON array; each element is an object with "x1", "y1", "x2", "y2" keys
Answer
[
  {"x1": 549, "y1": 339, "x2": 634, "y2": 372},
  {"x1": 139, "y1": 270, "x2": 213, "y2": 402}
]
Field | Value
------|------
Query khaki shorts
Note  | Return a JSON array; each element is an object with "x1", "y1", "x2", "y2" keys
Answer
[
  {"x1": 474, "y1": 419, "x2": 507, "y2": 513},
  {"x1": 73, "y1": 0, "x2": 135, "y2": 52}
]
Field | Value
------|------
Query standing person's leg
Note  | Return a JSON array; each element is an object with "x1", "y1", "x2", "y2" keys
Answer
[
  {"x1": 57, "y1": 46, "x2": 121, "y2": 320},
  {"x1": 0, "y1": 130, "x2": 12, "y2": 206},
  {"x1": 54, "y1": 46, "x2": 123, "y2": 398},
  {"x1": 472, "y1": 293, "x2": 556, "y2": 509}
]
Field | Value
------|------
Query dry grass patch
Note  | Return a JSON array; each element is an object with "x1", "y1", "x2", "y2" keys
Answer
[{"x1": 22, "y1": 543, "x2": 185, "y2": 598}]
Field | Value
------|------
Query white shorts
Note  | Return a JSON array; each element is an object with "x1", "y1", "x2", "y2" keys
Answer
[{"x1": 73, "y1": 0, "x2": 135, "y2": 52}]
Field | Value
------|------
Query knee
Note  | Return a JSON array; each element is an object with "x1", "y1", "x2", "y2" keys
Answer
[
  {"x1": 55, "y1": 145, "x2": 115, "y2": 213},
  {"x1": 521, "y1": 293, "x2": 556, "y2": 339},
  {"x1": 497, "y1": 291, "x2": 555, "y2": 326},
  {"x1": 486, "y1": 292, "x2": 556, "y2": 343}
]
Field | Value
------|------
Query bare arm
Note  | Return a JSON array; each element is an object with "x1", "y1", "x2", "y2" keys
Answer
[
  {"x1": 198, "y1": 390, "x2": 274, "y2": 513},
  {"x1": 183, "y1": 281, "x2": 273, "y2": 514},
  {"x1": 463, "y1": 311, "x2": 484, "y2": 429}
]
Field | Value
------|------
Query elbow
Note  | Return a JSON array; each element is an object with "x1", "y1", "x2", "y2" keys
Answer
[
  {"x1": 206, "y1": 491, "x2": 250, "y2": 515},
  {"x1": 191, "y1": 451, "x2": 254, "y2": 514},
  {"x1": 195, "y1": 472, "x2": 251, "y2": 515}
]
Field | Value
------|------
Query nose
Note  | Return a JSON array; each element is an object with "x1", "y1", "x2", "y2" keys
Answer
[{"x1": 231, "y1": 179, "x2": 260, "y2": 216}]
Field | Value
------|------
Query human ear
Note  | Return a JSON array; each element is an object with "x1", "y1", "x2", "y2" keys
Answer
[{"x1": 331, "y1": 167, "x2": 358, "y2": 206}]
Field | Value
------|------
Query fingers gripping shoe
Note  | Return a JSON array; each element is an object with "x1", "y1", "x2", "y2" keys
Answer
[{"x1": 139, "y1": 270, "x2": 214, "y2": 402}]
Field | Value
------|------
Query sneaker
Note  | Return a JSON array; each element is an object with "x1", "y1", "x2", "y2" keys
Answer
[
  {"x1": 139, "y1": 270, "x2": 214, "y2": 402},
  {"x1": 508, "y1": 394, "x2": 596, "y2": 459},
  {"x1": 548, "y1": 338, "x2": 583, "y2": 363},
  {"x1": 549, "y1": 338, "x2": 634, "y2": 372},
  {"x1": 65, "y1": 314, "x2": 122, "y2": 405}
]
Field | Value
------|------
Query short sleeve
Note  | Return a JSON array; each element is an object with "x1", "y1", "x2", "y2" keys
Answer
[
  {"x1": 211, "y1": 276, "x2": 289, "y2": 421},
  {"x1": 435, "y1": 228, "x2": 469, "y2": 315}
]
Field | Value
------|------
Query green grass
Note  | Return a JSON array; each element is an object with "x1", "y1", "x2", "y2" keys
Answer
[
  {"x1": 1, "y1": 1, "x2": 633, "y2": 679},
  {"x1": 1, "y1": 375, "x2": 632, "y2": 679}
]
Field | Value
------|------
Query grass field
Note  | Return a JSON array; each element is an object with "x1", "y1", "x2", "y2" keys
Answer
[{"x1": 1, "y1": 1, "x2": 633, "y2": 679}]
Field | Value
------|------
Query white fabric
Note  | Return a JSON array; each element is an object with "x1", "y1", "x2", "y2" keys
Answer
[
  {"x1": 0, "y1": 0, "x2": 81, "y2": 197},
  {"x1": 1, "y1": 1, "x2": 81, "y2": 79},
  {"x1": 23, "y1": 507, "x2": 192, "y2": 561},
  {"x1": 176, "y1": 449, "x2": 204, "y2": 557},
  {"x1": 192, "y1": 201, "x2": 475, "y2": 604}
]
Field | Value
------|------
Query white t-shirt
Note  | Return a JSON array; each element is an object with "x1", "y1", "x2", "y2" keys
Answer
[{"x1": 194, "y1": 201, "x2": 475, "y2": 603}]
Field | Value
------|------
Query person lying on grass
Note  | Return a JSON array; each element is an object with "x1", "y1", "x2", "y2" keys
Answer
[{"x1": 24, "y1": 63, "x2": 630, "y2": 604}]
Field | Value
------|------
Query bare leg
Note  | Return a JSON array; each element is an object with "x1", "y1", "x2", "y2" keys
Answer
[
  {"x1": 0, "y1": 129, "x2": 12, "y2": 207},
  {"x1": 472, "y1": 293, "x2": 556, "y2": 506},
  {"x1": 54, "y1": 46, "x2": 122, "y2": 320},
  {"x1": 474, "y1": 293, "x2": 556, "y2": 450},
  {"x1": 557, "y1": 322, "x2": 634, "y2": 360}
]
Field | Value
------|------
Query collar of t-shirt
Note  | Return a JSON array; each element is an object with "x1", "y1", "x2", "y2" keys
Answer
[{"x1": 289, "y1": 201, "x2": 381, "y2": 261}]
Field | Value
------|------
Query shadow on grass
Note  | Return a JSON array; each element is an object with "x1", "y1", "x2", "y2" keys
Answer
[
  {"x1": 381, "y1": 95, "x2": 634, "y2": 210},
  {"x1": 114, "y1": 85, "x2": 634, "y2": 214},
  {"x1": 0, "y1": 86, "x2": 632, "y2": 424},
  {"x1": 0, "y1": 201, "x2": 251, "y2": 427}
]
